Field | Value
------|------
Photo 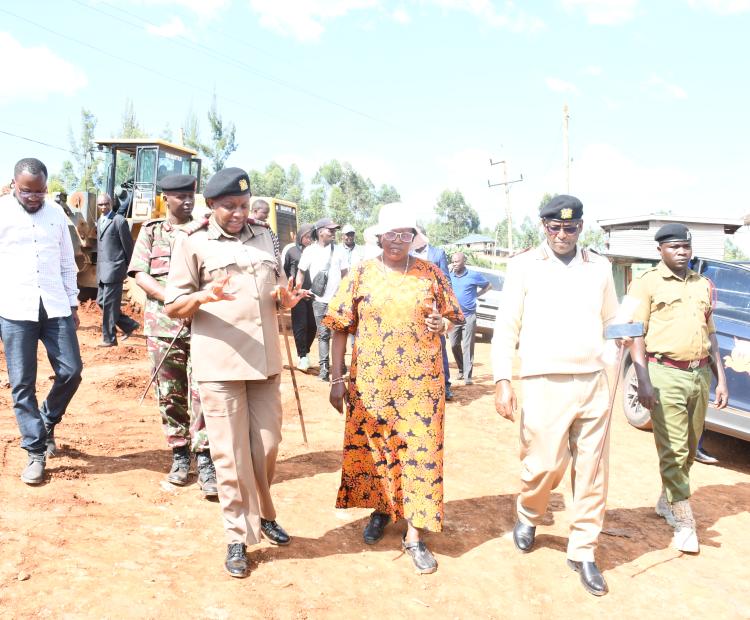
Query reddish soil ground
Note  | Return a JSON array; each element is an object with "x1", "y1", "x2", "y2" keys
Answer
[{"x1": 1, "y1": 303, "x2": 749, "y2": 619}]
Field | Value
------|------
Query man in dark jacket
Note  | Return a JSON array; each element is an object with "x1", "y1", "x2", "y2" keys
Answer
[
  {"x1": 96, "y1": 193, "x2": 139, "y2": 346},
  {"x1": 284, "y1": 223, "x2": 316, "y2": 371}
]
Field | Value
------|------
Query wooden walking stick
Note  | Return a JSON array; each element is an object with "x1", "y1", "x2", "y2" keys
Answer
[
  {"x1": 592, "y1": 343, "x2": 626, "y2": 478},
  {"x1": 278, "y1": 306, "x2": 308, "y2": 445}
]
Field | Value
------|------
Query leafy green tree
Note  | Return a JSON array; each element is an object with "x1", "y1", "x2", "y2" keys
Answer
[
  {"x1": 375, "y1": 184, "x2": 400, "y2": 205},
  {"x1": 248, "y1": 162, "x2": 305, "y2": 204},
  {"x1": 427, "y1": 189, "x2": 480, "y2": 245},
  {"x1": 60, "y1": 108, "x2": 102, "y2": 192},
  {"x1": 516, "y1": 216, "x2": 543, "y2": 249},
  {"x1": 311, "y1": 160, "x2": 380, "y2": 230},
  {"x1": 119, "y1": 99, "x2": 148, "y2": 139},
  {"x1": 202, "y1": 95, "x2": 237, "y2": 173},
  {"x1": 182, "y1": 110, "x2": 210, "y2": 188},
  {"x1": 724, "y1": 238, "x2": 749, "y2": 261},
  {"x1": 298, "y1": 186, "x2": 326, "y2": 225},
  {"x1": 580, "y1": 226, "x2": 605, "y2": 251},
  {"x1": 160, "y1": 122, "x2": 174, "y2": 142}
]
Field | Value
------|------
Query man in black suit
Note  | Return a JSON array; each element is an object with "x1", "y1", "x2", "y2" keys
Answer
[{"x1": 96, "y1": 193, "x2": 139, "y2": 347}]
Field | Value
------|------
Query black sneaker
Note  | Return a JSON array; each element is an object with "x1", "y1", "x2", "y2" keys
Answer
[
  {"x1": 402, "y1": 536, "x2": 437, "y2": 574},
  {"x1": 167, "y1": 445, "x2": 191, "y2": 486},
  {"x1": 196, "y1": 451, "x2": 218, "y2": 498},
  {"x1": 225, "y1": 543, "x2": 248, "y2": 578}
]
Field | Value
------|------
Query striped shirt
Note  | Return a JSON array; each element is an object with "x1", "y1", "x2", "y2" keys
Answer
[{"x1": 0, "y1": 193, "x2": 79, "y2": 320}]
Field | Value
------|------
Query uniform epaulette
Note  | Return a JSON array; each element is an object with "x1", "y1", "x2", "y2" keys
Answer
[
  {"x1": 510, "y1": 246, "x2": 533, "y2": 258},
  {"x1": 247, "y1": 217, "x2": 270, "y2": 229},
  {"x1": 182, "y1": 217, "x2": 209, "y2": 235},
  {"x1": 142, "y1": 218, "x2": 166, "y2": 228}
]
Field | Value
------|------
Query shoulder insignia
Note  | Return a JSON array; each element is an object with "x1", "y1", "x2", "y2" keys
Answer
[
  {"x1": 247, "y1": 217, "x2": 270, "y2": 229},
  {"x1": 510, "y1": 246, "x2": 533, "y2": 258},
  {"x1": 142, "y1": 218, "x2": 166, "y2": 228},
  {"x1": 182, "y1": 217, "x2": 209, "y2": 235}
]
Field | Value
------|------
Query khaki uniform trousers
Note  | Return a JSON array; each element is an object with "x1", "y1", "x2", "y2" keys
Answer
[
  {"x1": 198, "y1": 375, "x2": 282, "y2": 545},
  {"x1": 648, "y1": 362, "x2": 710, "y2": 503},
  {"x1": 517, "y1": 371, "x2": 610, "y2": 562}
]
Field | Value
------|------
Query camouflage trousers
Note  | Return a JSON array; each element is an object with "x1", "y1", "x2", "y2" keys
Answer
[{"x1": 147, "y1": 336, "x2": 208, "y2": 452}]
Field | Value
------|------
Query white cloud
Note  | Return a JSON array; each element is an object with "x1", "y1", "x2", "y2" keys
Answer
[
  {"x1": 561, "y1": 0, "x2": 639, "y2": 25},
  {"x1": 123, "y1": 0, "x2": 230, "y2": 20},
  {"x1": 687, "y1": 0, "x2": 750, "y2": 14},
  {"x1": 584, "y1": 65, "x2": 603, "y2": 76},
  {"x1": 146, "y1": 16, "x2": 190, "y2": 37},
  {"x1": 248, "y1": 0, "x2": 379, "y2": 42},
  {"x1": 423, "y1": 0, "x2": 545, "y2": 32},
  {"x1": 392, "y1": 7, "x2": 411, "y2": 23},
  {"x1": 0, "y1": 33, "x2": 87, "y2": 103},
  {"x1": 546, "y1": 77, "x2": 579, "y2": 94},
  {"x1": 645, "y1": 75, "x2": 687, "y2": 99}
]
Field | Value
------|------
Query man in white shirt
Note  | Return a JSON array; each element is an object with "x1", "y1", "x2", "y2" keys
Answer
[
  {"x1": 296, "y1": 218, "x2": 348, "y2": 381},
  {"x1": 340, "y1": 224, "x2": 364, "y2": 269},
  {"x1": 0, "y1": 158, "x2": 83, "y2": 485},
  {"x1": 492, "y1": 195, "x2": 618, "y2": 597}
]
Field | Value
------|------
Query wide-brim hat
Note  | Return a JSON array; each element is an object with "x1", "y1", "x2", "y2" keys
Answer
[{"x1": 364, "y1": 202, "x2": 428, "y2": 251}]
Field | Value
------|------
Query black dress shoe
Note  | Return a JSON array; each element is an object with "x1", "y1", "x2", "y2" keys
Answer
[
  {"x1": 261, "y1": 518, "x2": 290, "y2": 545},
  {"x1": 567, "y1": 560, "x2": 609, "y2": 597},
  {"x1": 363, "y1": 511, "x2": 390, "y2": 545},
  {"x1": 512, "y1": 520, "x2": 536, "y2": 553},
  {"x1": 445, "y1": 387, "x2": 454, "y2": 401},
  {"x1": 225, "y1": 543, "x2": 248, "y2": 578}
]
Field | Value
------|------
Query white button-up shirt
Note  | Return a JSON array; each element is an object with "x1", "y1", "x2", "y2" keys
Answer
[{"x1": 0, "y1": 193, "x2": 79, "y2": 320}]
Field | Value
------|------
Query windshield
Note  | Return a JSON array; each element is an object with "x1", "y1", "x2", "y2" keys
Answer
[
  {"x1": 469, "y1": 269, "x2": 504, "y2": 291},
  {"x1": 157, "y1": 150, "x2": 192, "y2": 183}
]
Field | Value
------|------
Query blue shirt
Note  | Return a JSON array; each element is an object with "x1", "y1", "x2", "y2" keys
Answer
[{"x1": 450, "y1": 269, "x2": 490, "y2": 315}]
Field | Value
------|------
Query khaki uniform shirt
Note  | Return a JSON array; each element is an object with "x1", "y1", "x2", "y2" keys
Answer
[
  {"x1": 164, "y1": 216, "x2": 283, "y2": 382},
  {"x1": 628, "y1": 261, "x2": 715, "y2": 361},
  {"x1": 492, "y1": 243, "x2": 618, "y2": 383},
  {"x1": 128, "y1": 218, "x2": 191, "y2": 339}
]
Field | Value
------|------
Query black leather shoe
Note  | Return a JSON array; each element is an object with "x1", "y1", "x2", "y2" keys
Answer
[
  {"x1": 402, "y1": 536, "x2": 438, "y2": 574},
  {"x1": 167, "y1": 446, "x2": 191, "y2": 486},
  {"x1": 445, "y1": 387, "x2": 454, "y2": 401},
  {"x1": 196, "y1": 451, "x2": 218, "y2": 498},
  {"x1": 225, "y1": 543, "x2": 248, "y2": 578},
  {"x1": 261, "y1": 519, "x2": 290, "y2": 545},
  {"x1": 512, "y1": 520, "x2": 536, "y2": 553},
  {"x1": 363, "y1": 511, "x2": 390, "y2": 545},
  {"x1": 567, "y1": 560, "x2": 609, "y2": 596}
]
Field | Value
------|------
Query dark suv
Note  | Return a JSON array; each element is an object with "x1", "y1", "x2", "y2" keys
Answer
[{"x1": 622, "y1": 258, "x2": 750, "y2": 441}]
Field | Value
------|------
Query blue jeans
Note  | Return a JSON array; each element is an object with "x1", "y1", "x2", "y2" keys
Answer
[
  {"x1": 0, "y1": 301, "x2": 83, "y2": 454},
  {"x1": 312, "y1": 300, "x2": 331, "y2": 376}
]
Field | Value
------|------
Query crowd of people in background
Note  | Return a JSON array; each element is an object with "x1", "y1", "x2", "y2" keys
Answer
[{"x1": 0, "y1": 157, "x2": 729, "y2": 596}]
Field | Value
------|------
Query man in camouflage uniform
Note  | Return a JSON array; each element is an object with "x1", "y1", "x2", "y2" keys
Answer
[{"x1": 127, "y1": 174, "x2": 217, "y2": 498}]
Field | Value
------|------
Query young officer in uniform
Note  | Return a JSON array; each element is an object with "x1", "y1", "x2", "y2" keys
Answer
[
  {"x1": 128, "y1": 174, "x2": 216, "y2": 497},
  {"x1": 164, "y1": 168, "x2": 305, "y2": 578},
  {"x1": 492, "y1": 195, "x2": 618, "y2": 597},
  {"x1": 627, "y1": 223, "x2": 728, "y2": 553}
]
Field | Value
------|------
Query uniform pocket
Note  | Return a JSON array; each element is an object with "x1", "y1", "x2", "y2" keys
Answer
[
  {"x1": 197, "y1": 381, "x2": 242, "y2": 417},
  {"x1": 653, "y1": 291, "x2": 681, "y2": 318},
  {"x1": 149, "y1": 245, "x2": 171, "y2": 276}
]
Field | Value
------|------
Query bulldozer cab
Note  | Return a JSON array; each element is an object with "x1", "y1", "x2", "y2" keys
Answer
[{"x1": 96, "y1": 139, "x2": 202, "y2": 223}]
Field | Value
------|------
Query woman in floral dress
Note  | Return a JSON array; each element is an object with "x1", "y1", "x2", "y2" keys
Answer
[{"x1": 324, "y1": 204, "x2": 463, "y2": 574}]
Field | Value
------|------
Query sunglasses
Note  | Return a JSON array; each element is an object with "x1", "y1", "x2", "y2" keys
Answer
[
  {"x1": 545, "y1": 222, "x2": 580, "y2": 235},
  {"x1": 381, "y1": 231, "x2": 415, "y2": 243},
  {"x1": 17, "y1": 190, "x2": 47, "y2": 199}
]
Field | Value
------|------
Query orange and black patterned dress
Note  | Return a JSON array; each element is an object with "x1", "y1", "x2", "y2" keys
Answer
[{"x1": 323, "y1": 257, "x2": 463, "y2": 532}]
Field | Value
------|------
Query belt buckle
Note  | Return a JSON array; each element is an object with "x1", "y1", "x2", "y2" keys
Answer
[{"x1": 688, "y1": 359, "x2": 699, "y2": 369}]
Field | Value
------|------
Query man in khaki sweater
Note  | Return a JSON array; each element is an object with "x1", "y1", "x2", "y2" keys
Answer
[{"x1": 492, "y1": 195, "x2": 618, "y2": 597}]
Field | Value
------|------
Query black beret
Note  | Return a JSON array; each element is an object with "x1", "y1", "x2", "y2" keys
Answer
[
  {"x1": 539, "y1": 195, "x2": 583, "y2": 220},
  {"x1": 160, "y1": 174, "x2": 196, "y2": 192},
  {"x1": 203, "y1": 167, "x2": 251, "y2": 199},
  {"x1": 655, "y1": 223, "x2": 692, "y2": 244}
]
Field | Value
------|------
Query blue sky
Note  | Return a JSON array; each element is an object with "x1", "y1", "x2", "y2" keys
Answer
[{"x1": 2, "y1": 0, "x2": 749, "y2": 249}]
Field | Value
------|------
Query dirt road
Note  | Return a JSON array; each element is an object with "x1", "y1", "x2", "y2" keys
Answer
[{"x1": 1, "y1": 304, "x2": 749, "y2": 619}]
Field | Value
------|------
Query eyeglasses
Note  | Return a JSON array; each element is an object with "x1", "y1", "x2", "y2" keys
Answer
[
  {"x1": 17, "y1": 190, "x2": 47, "y2": 199},
  {"x1": 381, "y1": 231, "x2": 415, "y2": 243},
  {"x1": 545, "y1": 222, "x2": 580, "y2": 235}
]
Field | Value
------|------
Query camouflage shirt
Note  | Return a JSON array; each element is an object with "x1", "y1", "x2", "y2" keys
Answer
[{"x1": 128, "y1": 218, "x2": 191, "y2": 339}]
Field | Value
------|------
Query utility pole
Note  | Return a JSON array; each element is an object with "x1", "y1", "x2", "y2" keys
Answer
[
  {"x1": 563, "y1": 103, "x2": 570, "y2": 193},
  {"x1": 488, "y1": 158, "x2": 523, "y2": 255}
]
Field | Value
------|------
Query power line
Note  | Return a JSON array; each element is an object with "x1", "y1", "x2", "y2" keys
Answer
[
  {"x1": 0, "y1": 129, "x2": 76, "y2": 155},
  {"x1": 74, "y1": 0, "x2": 389, "y2": 126},
  {"x1": 0, "y1": 7, "x2": 304, "y2": 130}
]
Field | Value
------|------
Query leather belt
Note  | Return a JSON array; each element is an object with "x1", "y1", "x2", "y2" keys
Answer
[{"x1": 647, "y1": 355, "x2": 710, "y2": 371}]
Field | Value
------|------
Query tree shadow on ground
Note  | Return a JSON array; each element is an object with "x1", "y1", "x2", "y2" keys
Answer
[{"x1": 273, "y1": 449, "x2": 342, "y2": 484}]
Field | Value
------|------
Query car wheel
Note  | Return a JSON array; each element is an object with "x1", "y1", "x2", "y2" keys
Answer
[{"x1": 622, "y1": 363, "x2": 652, "y2": 430}]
